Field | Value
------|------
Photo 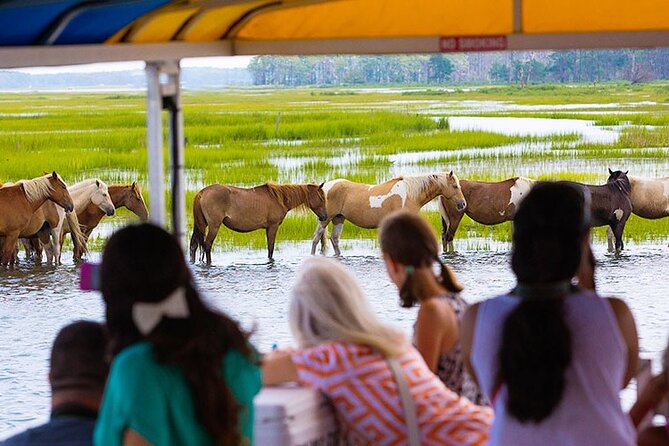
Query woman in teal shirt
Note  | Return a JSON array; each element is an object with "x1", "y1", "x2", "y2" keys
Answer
[{"x1": 94, "y1": 224, "x2": 261, "y2": 446}]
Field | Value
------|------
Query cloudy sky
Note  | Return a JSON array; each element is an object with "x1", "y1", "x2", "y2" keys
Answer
[{"x1": 11, "y1": 56, "x2": 253, "y2": 74}]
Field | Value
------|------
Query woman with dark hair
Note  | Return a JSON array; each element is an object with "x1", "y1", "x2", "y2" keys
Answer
[
  {"x1": 461, "y1": 181, "x2": 638, "y2": 445},
  {"x1": 94, "y1": 224, "x2": 260, "y2": 446},
  {"x1": 379, "y1": 210, "x2": 487, "y2": 405}
]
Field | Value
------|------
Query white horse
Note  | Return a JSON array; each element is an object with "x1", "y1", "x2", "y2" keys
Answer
[
  {"x1": 22, "y1": 179, "x2": 115, "y2": 264},
  {"x1": 607, "y1": 175, "x2": 669, "y2": 249}
]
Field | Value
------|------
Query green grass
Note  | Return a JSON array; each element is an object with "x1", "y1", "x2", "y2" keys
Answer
[{"x1": 1, "y1": 83, "x2": 668, "y2": 252}]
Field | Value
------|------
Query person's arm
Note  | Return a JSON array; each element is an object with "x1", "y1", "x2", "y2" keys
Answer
[
  {"x1": 629, "y1": 373, "x2": 669, "y2": 428},
  {"x1": 460, "y1": 303, "x2": 481, "y2": 388},
  {"x1": 262, "y1": 349, "x2": 299, "y2": 386},
  {"x1": 123, "y1": 429, "x2": 152, "y2": 446},
  {"x1": 414, "y1": 299, "x2": 457, "y2": 372},
  {"x1": 607, "y1": 297, "x2": 639, "y2": 388}
]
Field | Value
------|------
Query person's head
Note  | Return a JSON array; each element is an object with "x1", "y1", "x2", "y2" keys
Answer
[
  {"x1": 499, "y1": 181, "x2": 590, "y2": 424},
  {"x1": 511, "y1": 181, "x2": 590, "y2": 283},
  {"x1": 379, "y1": 210, "x2": 462, "y2": 307},
  {"x1": 100, "y1": 223, "x2": 251, "y2": 446},
  {"x1": 49, "y1": 320, "x2": 108, "y2": 408},
  {"x1": 290, "y1": 256, "x2": 405, "y2": 357}
]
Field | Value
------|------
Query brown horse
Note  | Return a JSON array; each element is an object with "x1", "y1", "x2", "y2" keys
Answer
[
  {"x1": 569, "y1": 169, "x2": 632, "y2": 253},
  {"x1": 312, "y1": 172, "x2": 466, "y2": 256},
  {"x1": 606, "y1": 173, "x2": 669, "y2": 249},
  {"x1": 0, "y1": 172, "x2": 74, "y2": 266},
  {"x1": 59, "y1": 182, "x2": 149, "y2": 261},
  {"x1": 190, "y1": 182, "x2": 327, "y2": 264},
  {"x1": 438, "y1": 177, "x2": 535, "y2": 252}
]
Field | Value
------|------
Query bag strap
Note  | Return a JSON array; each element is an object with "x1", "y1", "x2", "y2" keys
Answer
[{"x1": 387, "y1": 356, "x2": 421, "y2": 446}]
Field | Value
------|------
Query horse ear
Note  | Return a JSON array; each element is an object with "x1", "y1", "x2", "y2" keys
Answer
[
  {"x1": 132, "y1": 181, "x2": 137, "y2": 189},
  {"x1": 51, "y1": 171, "x2": 57, "y2": 179},
  {"x1": 608, "y1": 168, "x2": 613, "y2": 174},
  {"x1": 449, "y1": 170, "x2": 453, "y2": 177},
  {"x1": 625, "y1": 170, "x2": 629, "y2": 174},
  {"x1": 318, "y1": 182, "x2": 324, "y2": 189},
  {"x1": 96, "y1": 179, "x2": 100, "y2": 187}
]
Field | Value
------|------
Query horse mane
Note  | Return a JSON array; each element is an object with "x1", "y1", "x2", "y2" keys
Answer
[
  {"x1": 18, "y1": 174, "x2": 56, "y2": 204},
  {"x1": 396, "y1": 173, "x2": 450, "y2": 200},
  {"x1": 265, "y1": 182, "x2": 312, "y2": 209}
]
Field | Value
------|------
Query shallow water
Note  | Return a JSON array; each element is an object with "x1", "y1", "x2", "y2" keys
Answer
[{"x1": 1, "y1": 241, "x2": 668, "y2": 437}]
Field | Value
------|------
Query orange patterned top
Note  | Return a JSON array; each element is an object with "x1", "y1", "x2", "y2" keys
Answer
[{"x1": 291, "y1": 341, "x2": 492, "y2": 446}]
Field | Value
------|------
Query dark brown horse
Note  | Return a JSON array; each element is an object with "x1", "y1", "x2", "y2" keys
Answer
[
  {"x1": 190, "y1": 182, "x2": 327, "y2": 264},
  {"x1": 572, "y1": 169, "x2": 632, "y2": 253},
  {"x1": 439, "y1": 177, "x2": 535, "y2": 252},
  {"x1": 0, "y1": 172, "x2": 74, "y2": 266}
]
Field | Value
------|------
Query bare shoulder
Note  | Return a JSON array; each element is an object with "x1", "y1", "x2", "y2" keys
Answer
[
  {"x1": 419, "y1": 297, "x2": 456, "y2": 322},
  {"x1": 605, "y1": 296, "x2": 634, "y2": 318}
]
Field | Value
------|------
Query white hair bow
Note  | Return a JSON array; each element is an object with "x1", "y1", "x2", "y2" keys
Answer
[{"x1": 132, "y1": 287, "x2": 190, "y2": 335}]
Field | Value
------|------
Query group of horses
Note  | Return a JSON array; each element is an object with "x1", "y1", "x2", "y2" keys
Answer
[
  {"x1": 190, "y1": 169, "x2": 669, "y2": 264},
  {"x1": 0, "y1": 172, "x2": 148, "y2": 267}
]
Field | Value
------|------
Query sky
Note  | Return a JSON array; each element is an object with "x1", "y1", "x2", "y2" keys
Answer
[{"x1": 11, "y1": 55, "x2": 254, "y2": 74}]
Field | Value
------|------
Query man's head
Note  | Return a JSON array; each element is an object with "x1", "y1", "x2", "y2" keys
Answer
[{"x1": 49, "y1": 321, "x2": 108, "y2": 400}]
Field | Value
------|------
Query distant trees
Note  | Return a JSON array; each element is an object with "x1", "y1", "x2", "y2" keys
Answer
[{"x1": 247, "y1": 49, "x2": 669, "y2": 86}]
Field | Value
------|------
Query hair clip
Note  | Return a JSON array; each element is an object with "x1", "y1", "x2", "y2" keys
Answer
[{"x1": 405, "y1": 265, "x2": 415, "y2": 275}]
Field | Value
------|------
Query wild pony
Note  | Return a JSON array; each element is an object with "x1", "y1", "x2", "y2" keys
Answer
[
  {"x1": 438, "y1": 177, "x2": 535, "y2": 252},
  {"x1": 19, "y1": 179, "x2": 114, "y2": 264},
  {"x1": 606, "y1": 171, "x2": 669, "y2": 249},
  {"x1": 312, "y1": 171, "x2": 466, "y2": 257},
  {"x1": 59, "y1": 182, "x2": 149, "y2": 261},
  {"x1": 190, "y1": 182, "x2": 327, "y2": 264},
  {"x1": 0, "y1": 172, "x2": 74, "y2": 266},
  {"x1": 568, "y1": 169, "x2": 632, "y2": 253}
]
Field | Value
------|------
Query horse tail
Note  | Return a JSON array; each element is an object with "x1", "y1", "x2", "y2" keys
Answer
[
  {"x1": 65, "y1": 211, "x2": 88, "y2": 261},
  {"x1": 190, "y1": 192, "x2": 207, "y2": 263}
]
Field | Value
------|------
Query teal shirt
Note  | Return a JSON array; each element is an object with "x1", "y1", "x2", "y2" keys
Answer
[{"x1": 94, "y1": 342, "x2": 261, "y2": 446}]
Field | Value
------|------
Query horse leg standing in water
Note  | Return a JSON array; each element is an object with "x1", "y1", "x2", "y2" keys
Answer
[{"x1": 191, "y1": 182, "x2": 326, "y2": 264}]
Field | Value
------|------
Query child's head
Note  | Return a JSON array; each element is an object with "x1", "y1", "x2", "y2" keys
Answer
[{"x1": 379, "y1": 210, "x2": 462, "y2": 307}]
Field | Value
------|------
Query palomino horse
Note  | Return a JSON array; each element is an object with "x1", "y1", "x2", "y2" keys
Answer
[
  {"x1": 568, "y1": 170, "x2": 632, "y2": 253},
  {"x1": 0, "y1": 172, "x2": 74, "y2": 266},
  {"x1": 312, "y1": 172, "x2": 466, "y2": 256},
  {"x1": 191, "y1": 182, "x2": 327, "y2": 264},
  {"x1": 59, "y1": 182, "x2": 149, "y2": 261},
  {"x1": 19, "y1": 179, "x2": 113, "y2": 264},
  {"x1": 438, "y1": 177, "x2": 535, "y2": 252},
  {"x1": 606, "y1": 171, "x2": 669, "y2": 249}
]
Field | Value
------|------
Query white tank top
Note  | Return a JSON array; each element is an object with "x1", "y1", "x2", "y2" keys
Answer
[{"x1": 471, "y1": 290, "x2": 635, "y2": 446}]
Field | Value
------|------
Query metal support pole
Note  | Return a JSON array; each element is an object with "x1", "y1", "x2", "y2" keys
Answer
[
  {"x1": 163, "y1": 64, "x2": 187, "y2": 251},
  {"x1": 145, "y1": 62, "x2": 166, "y2": 227},
  {"x1": 144, "y1": 61, "x2": 186, "y2": 252}
]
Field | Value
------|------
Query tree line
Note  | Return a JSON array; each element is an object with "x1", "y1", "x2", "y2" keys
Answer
[{"x1": 247, "y1": 49, "x2": 669, "y2": 86}]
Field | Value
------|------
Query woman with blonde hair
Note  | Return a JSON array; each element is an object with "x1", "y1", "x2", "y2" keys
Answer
[
  {"x1": 379, "y1": 210, "x2": 487, "y2": 405},
  {"x1": 263, "y1": 256, "x2": 492, "y2": 446}
]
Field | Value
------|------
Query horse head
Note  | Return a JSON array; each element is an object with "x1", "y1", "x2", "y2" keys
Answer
[
  {"x1": 307, "y1": 183, "x2": 328, "y2": 221},
  {"x1": 440, "y1": 171, "x2": 467, "y2": 212},
  {"x1": 46, "y1": 172, "x2": 74, "y2": 212},
  {"x1": 126, "y1": 182, "x2": 149, "y2": 221},
  {"x1": 90, "y1": 179, "x2": 115, "y2": 216},
  {"x1": 606, "y1": 169, "x2": 631, "y2": 195}
]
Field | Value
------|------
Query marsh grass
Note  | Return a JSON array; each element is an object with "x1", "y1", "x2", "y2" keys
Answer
[{"x1": 1, "y1": 83, "x2": 668, "y2": 252}]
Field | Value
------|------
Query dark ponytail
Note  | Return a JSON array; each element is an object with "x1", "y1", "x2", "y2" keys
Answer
[
  {"x1": 499, "y1": 299, "x2": 572, "y2": 423},
  {"x1": 498, "y1": 182, "x2": 588, "y2": 423},
  {"x1": 380, "y1": 211, "x2": 462, "y2": 308}
]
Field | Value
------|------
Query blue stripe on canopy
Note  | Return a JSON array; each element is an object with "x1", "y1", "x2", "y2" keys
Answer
[
  {"x1": 49, "y1": 0, "x2": 172, "y2": 45},
  {"x1": 0, "y1": 1, "x2": 81, "y2": 45}
]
